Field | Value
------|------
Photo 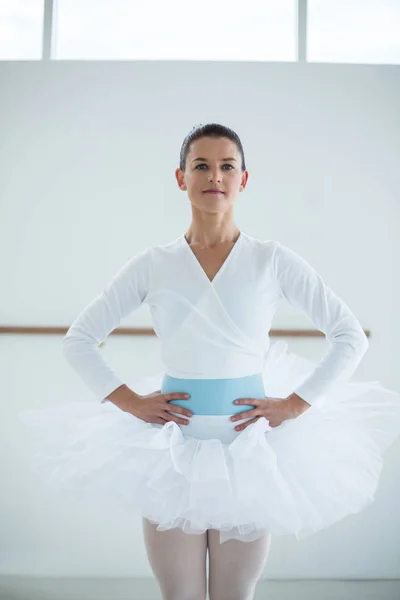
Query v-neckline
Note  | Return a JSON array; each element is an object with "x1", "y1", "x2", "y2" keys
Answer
[{"x1": 181, "y1": 231, "x2": 243, "y2": 286}]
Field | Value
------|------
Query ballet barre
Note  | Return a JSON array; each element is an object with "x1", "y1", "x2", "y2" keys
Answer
[{"x1": 0, "y1": 326, "x2": 370, "y2": 338}]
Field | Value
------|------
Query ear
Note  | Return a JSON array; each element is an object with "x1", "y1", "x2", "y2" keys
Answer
[{"x1": 175, "y1": 167, "x2": 186, "y2": 190}]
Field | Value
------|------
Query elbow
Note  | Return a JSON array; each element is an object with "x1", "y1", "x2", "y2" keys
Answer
[
  {"x1": 61, "y1": 326, "x2": 81, "y2": 358},
  {"x1": 354, "y1": 321, "x2": 369, "y2": 354},
  {"x1": 349, "y1": 329, "x2": 369, "y2": 358},
  {"x1": 61, "y1": 332, "x2": 74, "y2": 359},
  {"x1": 61, "y1": 325, "x2": 98, "y2": 356},
  {"x1": 360, "y1": 331, "x2": 369, "y2": 354},
  {"x1": 61, "y1": 326, "x2": 74, "y2": 347},
  {"x1": 331, "y1": 326, "x2": 369, "y2": 357}
]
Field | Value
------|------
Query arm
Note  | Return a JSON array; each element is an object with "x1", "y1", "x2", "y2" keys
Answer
[
  {"x1": 61, "y1": 247, "x2": 152, "y2": 402},
  {"x1": 285, "y1": 392, "x2": 312, "y2": 417},
  {"x1": 271, "y1": 241, "x2": 369, "y2": 409}
]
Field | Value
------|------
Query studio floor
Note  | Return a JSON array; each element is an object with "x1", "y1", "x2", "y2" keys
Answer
[{"x1": 1, "y1": 577, "x2": 400, "y2": 600}]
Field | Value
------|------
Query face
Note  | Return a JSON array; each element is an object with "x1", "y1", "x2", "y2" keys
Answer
[{"x1": 175, "y1": 137, "x2": 249, "y2": 214}]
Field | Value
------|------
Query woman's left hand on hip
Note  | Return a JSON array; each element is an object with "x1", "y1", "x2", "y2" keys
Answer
[{"x1": 230, "y1": 397, "x2": 294, "y2": 430}]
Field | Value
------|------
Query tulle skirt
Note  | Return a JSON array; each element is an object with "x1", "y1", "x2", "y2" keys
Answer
[{"x1": 18, "y1": 341, "x2": 400, "y2": 544}]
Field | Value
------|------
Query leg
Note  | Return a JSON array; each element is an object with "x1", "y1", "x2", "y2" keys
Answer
[
  {"x1": 207, "y1": 529, "x2": 272, "y2": 600},
  {"x1": 142, "y1": 517, "x2": 208, "y2": 600}
]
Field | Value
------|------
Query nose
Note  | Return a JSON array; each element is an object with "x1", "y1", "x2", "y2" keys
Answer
[{"x1": 208, "y1": 169, "x2": 222, "y2": 182}]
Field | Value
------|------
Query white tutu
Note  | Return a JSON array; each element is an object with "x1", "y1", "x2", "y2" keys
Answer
[{"x1": 18, "y1": 341, "x2": 400, "y2": 544}]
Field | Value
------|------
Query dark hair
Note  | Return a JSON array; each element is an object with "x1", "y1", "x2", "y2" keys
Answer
[{"x1": 179, "y1": 123, "x2": 246, "y2": 173}]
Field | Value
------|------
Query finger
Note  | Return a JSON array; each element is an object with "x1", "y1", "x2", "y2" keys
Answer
[
  {"x1": 163, "y1": 402, "x2": 193, "y2": 418},
  {"x1": 164, "y1": 412, "x2": 190, "y2": 425},
  {"x1": 173, "y1": 406, "x2": 193, "y2": 418},
  {"x1": 165, "y1": 392, "x2": 191, "y2": 401},
  {"x1": 234, "y1": 416, "x2": 259, "y2": 431},
  {"x1": 163, "y1": 393, "x2": 192, "y2": 417},
  {"x1": 234, "y1": 398, "x2": 261, "y2": 406},
  {"x1": 231, "y1": 409, "x2": 259, "y2": 422}
]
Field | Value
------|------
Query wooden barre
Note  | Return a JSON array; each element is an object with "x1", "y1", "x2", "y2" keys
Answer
[{"x1": 0, "y1": 326, "x2": 370, "y2": 338}]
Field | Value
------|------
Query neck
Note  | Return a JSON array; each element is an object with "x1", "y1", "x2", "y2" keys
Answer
[{"x1": 184, "y1": 225, "x2": 241, "y2": 248}]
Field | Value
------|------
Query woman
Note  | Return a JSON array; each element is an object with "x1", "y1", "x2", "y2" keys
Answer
[{"x1": 19, "y1": 123, "x2": 400, "y2": 600}]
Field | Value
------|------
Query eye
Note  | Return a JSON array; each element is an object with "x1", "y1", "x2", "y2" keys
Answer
[{"x1": 195, "y1": 164, "x2": 233, "y2": 170}]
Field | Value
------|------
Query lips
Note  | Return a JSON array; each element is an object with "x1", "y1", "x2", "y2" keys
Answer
[{"x1": 204, "y1": 190, "x2": 224, "y2": 194}]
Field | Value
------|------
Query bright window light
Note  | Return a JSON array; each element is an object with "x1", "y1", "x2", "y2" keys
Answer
[
  {"x1": 308, "y1": 0, "x2": 400, "y2": 65},
  {"x1": 53, "y1": 0, "x2": 298, "y2": 61},
  {"x1": 0, "y1": 0, "x2": 44, "y2": 59}
]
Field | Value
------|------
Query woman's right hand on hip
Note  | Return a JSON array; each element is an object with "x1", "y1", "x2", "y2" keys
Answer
[{"x1": 126, "y1": 390, "x2": 193, "y2": 426}]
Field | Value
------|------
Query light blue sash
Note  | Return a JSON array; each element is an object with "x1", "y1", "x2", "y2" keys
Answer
[{"x1": 161, "y1": 373, "x2": 265, "y2": 415}]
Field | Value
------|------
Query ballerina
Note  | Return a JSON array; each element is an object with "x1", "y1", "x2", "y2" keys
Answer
[{"x1": 19, "y1": 122, "x2": 400, "y2": 600}]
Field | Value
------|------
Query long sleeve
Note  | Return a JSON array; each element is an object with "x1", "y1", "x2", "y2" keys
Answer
[
  {"x1": 271, "y1": 241, "x2": 369, "y2": 406},
  {"x1": 61, "y1": 247, "x2": 152, "y2": 401}
]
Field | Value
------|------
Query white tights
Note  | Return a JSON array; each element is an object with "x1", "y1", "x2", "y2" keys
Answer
[{"x1": 142, "y1": 518, "x2": 272, "y2": 600}]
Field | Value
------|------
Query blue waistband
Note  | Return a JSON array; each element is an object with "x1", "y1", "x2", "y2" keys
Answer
[{"x1": 161, "y1": 373, "x2": 266, "y2": 416}]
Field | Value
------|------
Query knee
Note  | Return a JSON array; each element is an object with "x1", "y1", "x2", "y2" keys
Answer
[{"x1": 158, "y1": 577, "x2": 206, "y2": 600}]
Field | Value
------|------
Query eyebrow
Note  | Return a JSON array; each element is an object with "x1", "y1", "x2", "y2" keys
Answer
[{"x1": 191, "y1": 157, "x2": 237, "y2": 162}]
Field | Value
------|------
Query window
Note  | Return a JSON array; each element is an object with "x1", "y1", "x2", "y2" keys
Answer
[
  {"x1": 308, "y1": 0, "x2": 400, "y2": 64},
  {"x1": 0, "y1": 0, "x2": 44, "y2": 59},
  {"x1": 53, "y1": 0, "x2": 298, "y2": 61},
  {"x1": 1, "y1": 1, "x2": 398, "y2": 64}
]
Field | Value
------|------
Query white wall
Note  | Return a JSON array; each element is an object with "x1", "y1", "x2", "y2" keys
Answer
[{"x1": 1, "y1": 60, "x2": 399, "y2": 578}]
